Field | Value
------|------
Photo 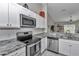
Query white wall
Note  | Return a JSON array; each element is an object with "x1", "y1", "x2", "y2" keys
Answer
[
  {"x1": 18, "y1": 3, "x2": 43, "y2": 14},
  {"x1": 47, "y1": 12, "x2": 79, "y2": 33},
  {"x1": 47, "y1": 14, "x2": 55, "y2": 32},
  {"x1": 42, "y1": 4, "x2": 47, "y2": 32}
]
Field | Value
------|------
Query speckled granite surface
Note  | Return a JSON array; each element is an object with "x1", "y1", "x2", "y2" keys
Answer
[
  {"x1": 33, "y1": 32, "x2": 47, "y2": 38},
  {"x1": 0, "y1": 39, "x2": 26, "y2": 56},
  {"x1": 47, "y1": 32, "x2": 79, "y2": 41}
]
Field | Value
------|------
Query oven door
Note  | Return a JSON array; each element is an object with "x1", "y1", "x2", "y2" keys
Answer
[
  {"x1": 26, "y1": 41, "x2": 41, "y2": 56},
  {"x1": 20, "y1": 14, "x2": 36, "y2": 28}
]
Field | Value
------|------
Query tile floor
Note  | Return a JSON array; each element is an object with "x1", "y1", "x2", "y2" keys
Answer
[{"x1": 42, "y1": 50, "x2": 62, "y2": 56}]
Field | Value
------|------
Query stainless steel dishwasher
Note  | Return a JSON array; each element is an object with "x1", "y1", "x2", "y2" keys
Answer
[{"x1": 47, "y1": 36, "x2": 59, "y2": 53}]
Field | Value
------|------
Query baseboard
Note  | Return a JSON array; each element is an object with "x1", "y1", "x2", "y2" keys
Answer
[
  {"x1": 47, "y1": 49, "x2": 66, "y2": 56},
  {"x1": 47, "y1": 49, "x2": 59, "y2": 54}
]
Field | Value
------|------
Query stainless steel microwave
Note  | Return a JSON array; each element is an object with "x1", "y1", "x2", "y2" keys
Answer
[{"x1": 20, "y1": 14, "x2": 36, "y2": 28}]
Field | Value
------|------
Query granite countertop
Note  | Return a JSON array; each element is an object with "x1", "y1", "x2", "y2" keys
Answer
[
  {"x1": 33, "y1": 32, "x2": 47, "y2": 39},
  {"x1": 47, "y1": 33, "x2": 60, "y2": 40},
  {"x1": 0, "y1": 39, "x2": 26, "y2": 56},
  {"x1": 47, "y1": 32, "x2": 79, "y2": 41},
  {"x1": 60, "y1": 36, "x2": 79, "y2": 41}
]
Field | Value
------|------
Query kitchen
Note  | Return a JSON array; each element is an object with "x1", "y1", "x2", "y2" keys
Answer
[
  {"x1": 0, "y1": 3, "x2": 79, "y2": 56},
  {"x1": 0, "y1": 3, "x2": 47, "y2": 56}
]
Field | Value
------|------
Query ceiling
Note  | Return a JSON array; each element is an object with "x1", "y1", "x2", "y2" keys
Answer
[
  {"x1": 47, "y1": 3, "x2": 79, "y2": 22},
  {"x1": 18, "y1": 3, "x2": 43, "y2": 14}
]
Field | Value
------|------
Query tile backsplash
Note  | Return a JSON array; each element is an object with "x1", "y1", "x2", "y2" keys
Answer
[
  {"x1": 0, "y1": 30, "x2": 17, "y2": 41},
  {"x1": 0, "y1": 28, "x2": 45, "y2": 41}
]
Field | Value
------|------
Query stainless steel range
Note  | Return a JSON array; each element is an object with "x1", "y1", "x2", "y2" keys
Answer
[{"x1": 17, "y1": 31, "x2": 41, "y2": 56}]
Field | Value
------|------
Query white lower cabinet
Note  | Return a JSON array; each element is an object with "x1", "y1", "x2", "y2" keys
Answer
[
  {"x1": 41, "y1": 37, "x2": 47, "y2": 53},
  {"x1": 6, "y1": 47, "x2": 26, "y2": 56},
  {"x1": 59, "y1": 39, "x2": 79, "y2": 56},
  {"x1": 71, "y1": 44, "x2": 79, "y2": 56},
  {"x1": 59, "y1": 40, "x2": 70, "y2": 55}
]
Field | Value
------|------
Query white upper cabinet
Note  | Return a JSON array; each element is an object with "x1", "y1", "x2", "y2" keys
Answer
[
  {"x1": 0, "y1": 3, "x2": 9, "y2": 27},
  {"x1": 9, "y1": 3, "x2": 21, "y2": 28},
  {"x1": 0, "y1": 3, "x2": 21, "y2": 28}
]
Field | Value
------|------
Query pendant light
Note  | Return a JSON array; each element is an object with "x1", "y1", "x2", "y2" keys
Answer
[{"x1": 69, "y1": 16, "x2": 73, "y2": 24}]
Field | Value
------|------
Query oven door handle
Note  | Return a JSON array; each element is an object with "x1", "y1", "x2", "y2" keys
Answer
[{"x1": 27, "y1": 40, "x2": 41, "y2": 47}]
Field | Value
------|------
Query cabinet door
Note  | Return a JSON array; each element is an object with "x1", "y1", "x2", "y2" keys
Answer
[
  {"x1": 41, "y1": 38, "x2": 45, "y2": 53},
  {"x1": 59, "y1": 41, "x2": 70, "y2": 55},
  {"x1": 0, "y1": 3, "x2": 8, "y2": 27},
  {"x1": 9, "y1": 3, "x2": 21, "y2": 28},
  {"x1": 45, "y1": 37, "x2": 47, "y2": 49},
  {"x1": 41, "y1": 37, "x2": 47, "y2": 53},
  {"x1": 71, "y1": 44, "x2": 79, "y2": 56}
]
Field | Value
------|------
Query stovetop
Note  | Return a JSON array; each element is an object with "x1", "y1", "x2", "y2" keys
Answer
[{"x1": 18, "y1": 37, "x2": 41, "y2": 45}]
